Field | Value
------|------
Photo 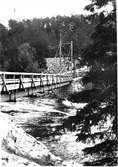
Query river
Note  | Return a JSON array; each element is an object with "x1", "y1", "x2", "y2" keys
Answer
[{"x1": 1, "y1": 93, "x2": 89, "y2": 166}]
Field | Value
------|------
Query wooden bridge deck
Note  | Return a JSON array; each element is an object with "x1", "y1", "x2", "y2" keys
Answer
[{"x1": 0, "y1": 71, "x2": 72, "y2": 101}]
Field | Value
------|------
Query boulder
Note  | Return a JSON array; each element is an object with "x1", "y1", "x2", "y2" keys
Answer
[{"x1": 0, "y1": 113, "x2": 62, "y2": 166}]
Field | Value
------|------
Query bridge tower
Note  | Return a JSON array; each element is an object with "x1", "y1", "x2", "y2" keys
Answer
[{"x1": 55, "y1": 32, "x2": 75, "y2": 75}]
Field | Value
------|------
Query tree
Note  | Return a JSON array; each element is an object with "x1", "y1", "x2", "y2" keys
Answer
[
  {"x1": 0, "y1": 24, "x2": 9, "y2": 70},
  {"x1": 17, "y1": 43, "x2": 40, "y2": 72},
  {"x1": 0, "y1": 15, "x2": 94, "y2": 72},
  {"x1": 65, "y1": 0, "x2": 117, "y2": 166}
]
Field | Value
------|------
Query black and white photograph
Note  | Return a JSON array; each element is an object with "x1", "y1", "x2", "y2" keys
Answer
[{"x1": 0, "y1": 0, "x2": 117, "y2": 166}]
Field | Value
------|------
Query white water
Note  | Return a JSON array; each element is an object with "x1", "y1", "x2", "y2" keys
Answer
[{"x1": 0, "y1": 95, "x2": 90, "y2": 166}]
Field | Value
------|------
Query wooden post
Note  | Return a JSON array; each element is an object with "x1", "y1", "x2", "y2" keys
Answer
[
  {"x1": 71, "y1": 41, "x2": 73, "y2": 67},
  {"x1": 46, "y1": 75, "x2": 50, "y2": 86},
  {"x1": 59, "y1": 32, "x2": 62, "y2": 67},
  {"x1": 1, "y1": 73, "x2": 8, "y2": 92},
  {"x1": 52, "y1": 75, "x2": 55, "y2": 89},
  {"x1": 40, "y1": 75, "x2": 44, "y2": 92},
  {"x1": 71, "y1": 40, "x2": 74, "y2": 78},
  {"x1": 19, "y1": 75, "x2": 24, "y2": 90},
  {"x1": 31, "y1": 75, "x2": 35, "y2": 88},
  {"x1": 56, "y1": 75, "x2": 59, "y2": 88},
  {"x1": 71, "y1": 41, "x2": 76, "y2": 78},
  {"x1": 46, "y1": 75, "x2": 50, "y2": 91}
]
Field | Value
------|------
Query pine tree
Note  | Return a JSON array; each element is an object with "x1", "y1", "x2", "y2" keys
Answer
[{"x1": 66, "y1": 0, "x2": 117, "y2": 165}]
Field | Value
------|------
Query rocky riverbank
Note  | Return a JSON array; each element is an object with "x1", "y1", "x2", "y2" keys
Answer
[
  {"x1": 0, "y1": 96, "x2": 89, "y2": 167},
  {"x1": 0, "y1": 112, "x2": 62, "y2": 167}
]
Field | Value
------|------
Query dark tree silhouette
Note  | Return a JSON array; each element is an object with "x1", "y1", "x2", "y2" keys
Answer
[{"x1": 66, "y1": 0, "x2": 117, "y2": 166}]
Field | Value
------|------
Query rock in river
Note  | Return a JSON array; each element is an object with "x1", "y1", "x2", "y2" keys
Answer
[{"x1": 0, "y1": 113, "x2": 62, "y2": 166}]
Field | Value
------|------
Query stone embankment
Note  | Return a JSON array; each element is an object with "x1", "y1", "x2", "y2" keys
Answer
[{"x1": 0, "y1": 113, "x2": 62, "y2": 167}]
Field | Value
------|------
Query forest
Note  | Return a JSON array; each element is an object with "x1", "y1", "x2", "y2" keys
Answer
[
  {"x1": 0, "y1": 0, "x2": 117, "y2": 166},
  {"x1": 0, "y1": 15, "x2": 94, "y2": 72}
]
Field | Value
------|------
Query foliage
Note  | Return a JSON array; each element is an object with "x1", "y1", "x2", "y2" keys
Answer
[
  {"x1": 65, "y1": 0, "x2": 117, "y2": 166},
  {"x1": 0, "y1": 15, "x2": 94, "y2": 72}
]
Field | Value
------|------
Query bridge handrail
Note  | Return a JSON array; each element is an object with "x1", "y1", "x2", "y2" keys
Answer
[{"x1": 0, "y1": 71, "x2": 72, "y2": 77}]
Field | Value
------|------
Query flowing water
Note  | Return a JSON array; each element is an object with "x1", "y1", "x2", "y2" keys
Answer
[{"x1": 0, "y1": 93, "x2": 89, "y2": 166}]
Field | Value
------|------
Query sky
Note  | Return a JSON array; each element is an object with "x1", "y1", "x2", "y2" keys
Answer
[{"x1": 0, "y1": 0, "x2": 91, "y2": 27}]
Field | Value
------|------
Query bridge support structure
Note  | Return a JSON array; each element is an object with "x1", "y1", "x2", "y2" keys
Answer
[{"x1": 0, "y1": 72, "x2": 72, "y2": 102}]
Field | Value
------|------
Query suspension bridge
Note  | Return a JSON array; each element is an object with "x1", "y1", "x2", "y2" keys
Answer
[{"x1": 0, "y1": 35, "x2": 87, "y2": 102}]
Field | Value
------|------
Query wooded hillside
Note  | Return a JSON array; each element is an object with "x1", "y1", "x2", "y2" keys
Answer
[{"x1": 0, "y1": 15, "x2": 94, "y2": 72}]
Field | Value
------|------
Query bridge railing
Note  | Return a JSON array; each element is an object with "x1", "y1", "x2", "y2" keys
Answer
[{"x1": 0, "y1": 71, "x2": 72, "y2": 93}]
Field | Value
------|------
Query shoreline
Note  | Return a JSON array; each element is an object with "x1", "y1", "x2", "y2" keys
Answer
[{"x1": 0, "y1": 112, "x2": 62, "y2": 166}]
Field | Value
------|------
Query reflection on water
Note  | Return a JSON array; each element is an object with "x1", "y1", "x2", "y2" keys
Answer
[{"x1": 1, "y1": 94, "x2": 88, "y2": 165}]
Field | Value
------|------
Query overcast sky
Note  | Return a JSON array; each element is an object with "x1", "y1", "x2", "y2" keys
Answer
[{"x1": 0, "y1": 0, "x2": 91, "y2": 27}]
